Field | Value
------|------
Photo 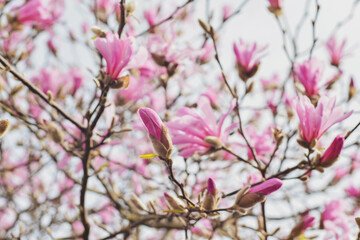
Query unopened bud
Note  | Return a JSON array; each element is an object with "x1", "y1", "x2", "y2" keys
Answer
[
  {"x1": 91, "y1": 26, "x2": 107, "y2": 38},
  {"x1": 130, "y1": 193, "x2": 147, "y2": 212},
  {"x1": 203, "y1": 178, "x2": 220, "y2": 211},
  {"x1": 46, "y1": 121, "x2": 64, "y2": 144},
  {"x1": 164, "y1": 193, "x2": 185, "y2": 211},
  {"x1": 348, "y1": 77, "x2": 356, "y2": 101},
  {"x1": 234, "y1": 192, "x2": 266, "y2": 209},
  {"x1": 138, "y1": 108, "x2": 173, "y2": 159},
  {"x1": 198, "y1": 19, "x2": 211, "y2": 34},
  {"x1": 0, "y1": 119, "x2": 10, "y2": 138},
  {"x1": 272, "y1": 127, "x2": 285, "y2": 146}
]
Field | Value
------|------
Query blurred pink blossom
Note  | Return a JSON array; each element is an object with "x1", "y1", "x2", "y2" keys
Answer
[
  {"x1": 293, "y1": 58, "x2": 325, "y2": 97},
  {"x1": 233, "y1": 39, "x2": 266, "y2": 80},
  {"x1": 325, "y1": 36, "x2": 348, "y2": 67}
]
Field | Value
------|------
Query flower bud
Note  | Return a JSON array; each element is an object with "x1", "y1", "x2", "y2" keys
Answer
[
  {"x1": 320, "y1": 135, "x2": 344, "y2": 168},
  {"x1": 348, "y1": 77, "x2": 356, "y2": 101},
  {"x1": 288, "y1": 215, "x2": 315, "y2": 239},
  {"x1": 164, "y1": 193, "x2": 185, "y2": 211},
  {"x1": 130, "y1": 193, "x2": 147, "y2": 212},
  {"x1": 268, "y1": 0, "x2": 283, "y2": 17},
  {"x1": 247, "y1": 178, "x2": 283, "y2": 195},
  {"x1": 138, "y1": 108, "x2": 173, "y2": 159},
  {"x1": 203, "y1": 178, "x2": 220, "y2": 211},
  {"x1": 91, "y1": 26, "x2": 107, "y2": 38},
  {"x1": 0, "y1": 119, "x2": 10, "y2": 138},
  {"x1": 234, "y1": 192, "x2": 266, "y2": 209},
  {"x1": 45, "y1": 120, "x2": 64, "y2": 144}
]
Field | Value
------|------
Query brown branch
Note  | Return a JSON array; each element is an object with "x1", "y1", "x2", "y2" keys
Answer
[
  {"x1": 117, "y1": 0, "x2": 126, "y2": 38},
  {"x1": 0, "y1": 55, "x2": 85, "y2": 131},
  {"x1": 136, "y1": 0, "x2": 195, "y2": 37}
]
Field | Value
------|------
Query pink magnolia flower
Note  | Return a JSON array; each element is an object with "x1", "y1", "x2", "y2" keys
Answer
[
  {"x1": 293, "y1": 95, "x2": 352, "y2": 144},
  {"x1": 31, "y1": 68, "x2": 70, "y2": 96},
  {"x1": 248, "y1": 178, "x2": 283, "y2": 195},
  {"x1": 320, "y1": 135, "x2": 344, "y2": 167},
  {"x1": 293, "y1": 58, "x2": 325, "y2": 97},
  {"x1": 17, "y1": 0, "x2": 51, "y2": 25},
  {"x1": 325, "y1": 36, "x2": 347, "y2": 67},
  {"x1": 244, "y1": 126, "x2": 276, "y2": 164},
  {"x1": 261, "y1": 74, "x2": 280, "y2": 91},
  {"x1": 95, "y1": 0, "x2": 117, "y2": 19},
  {"x1": 233, "y1": 39, "x2": 266, "y2": 80},
  {"x1": 268, "y1": 0, "x2": 282, "y2": 9},
  {"x1": 138, "y1": 108, "x2": 173, "y2": 159},
  {"x1": 17, "y1": 0, "x2": 63, "y2": 28},
  {"x1": 345, "y1": 185, "x2": 360, "y2": 198},
  {"x1": 167, "y1": 96, "x2": 237, "y2": 157},
  {"x1": 94, "y1": 31, "x2": 147, "y2": 80},
  {"x1": 144, "y1": 9, "x2": 158, "y2": 27},
  {"x1": 321, "y1": 200, "x2": 350, "y2": 239},
  {"x1": 222, "y1": 5, "x2": 232, "y2": 21}
]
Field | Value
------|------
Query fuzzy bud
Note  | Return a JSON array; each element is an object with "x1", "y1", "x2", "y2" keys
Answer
[
  {"x1": 130, "y1": 193, "x2": 147, "y2": 212},
  {"x1": 164, "y1": 193, "x2": 185, "y2": 211},
  {"x1": 45, "y1": 120, "x2": 64, "y2": 144},
  {"x1": 0, "y1": 119, "x2": 10, "y2": 138},
  {"x1": 91, "y1": 26, "x2": 107, "y2": 38}
]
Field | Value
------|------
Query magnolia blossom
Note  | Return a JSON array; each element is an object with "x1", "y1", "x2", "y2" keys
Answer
[
  {"x1": 325, "y1": 36, "x2": 347, "y2": 67},
  {"x1": 167, "y1": 96, "x2": 237, "y2": 157},
  {"x1": 293, "y1": 95, "x2": 352, "y2": 144},
  {"x1": 346, "y1": 185, "x2": 360, "y2": 198},
  {"x1": 320, "y1": 135, "x2": 344, "y2": 168},
  {"x1": 244, "y1": 126, "x2": 276, "y2": 163},
  {"x1": 233, "y1": 39, "x2": 266, "y2": 80},
  {"x1": 248, "y1": 178, "x2": 283, "y2": 195},
  {"x1": 269, "y1": 0, "x2": 282, "y2": 9},
  {"x1": 94, "y1": 31, "x2": 147, "y2": 80},
  {"x1": 321, "y1": 200, "x2": 350, "y2": 239},
  {"x1": 138, "y1": 108, "x2": 173, "y2": 159},
  {"x1": 144, "y1": 9, "x2": 158, "y2": 27},
  {"x1": 293, "y1": 58, "x2": 325, "y2": 97},
  {"x1": 17, "y1": 0, "x2": 63, "y2": 28},
  {"x1": 222, "y1": 5, "x2": 232, "y2": 21}
]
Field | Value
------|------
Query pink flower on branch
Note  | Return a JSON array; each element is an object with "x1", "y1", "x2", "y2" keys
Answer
[
  {"x1": 17, "y1": 0, "x2": 63, "y2": 28},
  {"x1": 268, "y1": 0, "x2": 283, "y2": 16},
  {"x1": 320, "y1": 135, "x2": 344, "y2": 168},
  {"x1": 293, "y1": 58, "x2": 325, "y2": 97},
  {"x1": 293, "y1": 95, "x2": 352, "y2": 146},
  {"x1": 138, "y1": 108, "x2": 173, "y2": 159},
  {"x1": 248, "y1": 178, "x2": 283, "y2": 196},
  {"x1": 167, "y1": 97, "x2": 237, "y2": 158},
  {"x1": 233, "y1": 39, "x2": 266, "y2": 81},
  {"x1": 325, "y1": 36, "x2": 348, "y2": 67},
  {"x1": 94, "y1": 31, "x2": 147, "y2": 80}
]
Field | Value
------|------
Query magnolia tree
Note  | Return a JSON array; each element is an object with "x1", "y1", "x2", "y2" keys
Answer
[{"x1": 1, "y1": 0, "x2": 360, "y2": 239}]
